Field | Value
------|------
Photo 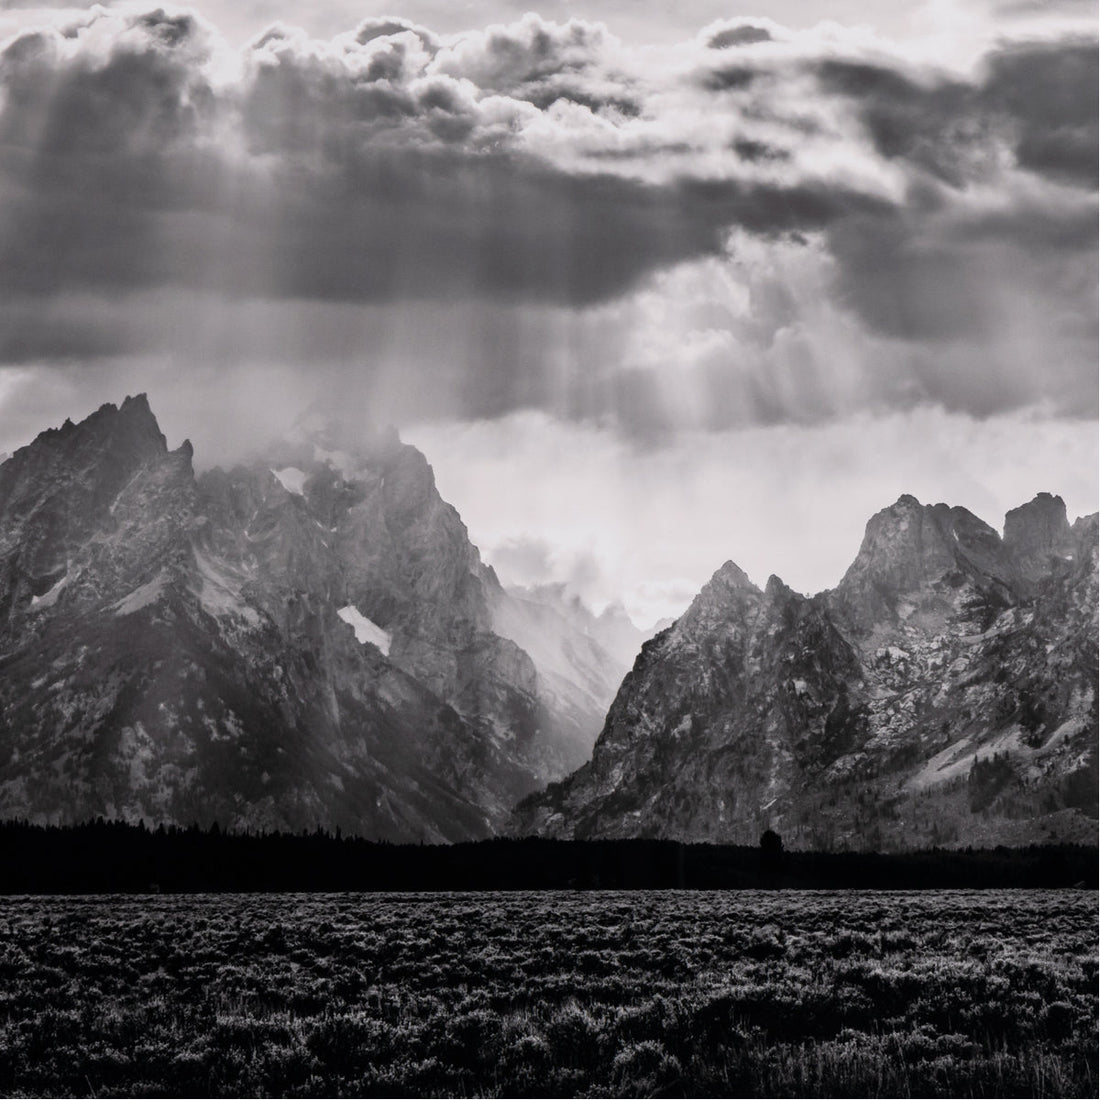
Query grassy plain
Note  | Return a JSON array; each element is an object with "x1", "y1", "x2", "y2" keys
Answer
[{"x1": 0, "y1": 890, "x2": 1094, "y2": 1097}]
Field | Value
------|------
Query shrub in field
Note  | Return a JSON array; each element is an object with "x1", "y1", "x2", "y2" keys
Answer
[
  {"x1": 439, "y1": 1007, "x2": 506, "y2": 1072},
  {"x1": 0, "y1": 890, "x2": 1094, "y2": 1097},
  {"x1": 542, "y1": 999, "x2": 608, "y2": 1075},
  {"x1": 611, "y1": 1039, "x2": 682, "y2": 1092},
  {"x1": 500, "y1": 1029, "x2": 553, "y2": 1078},
  {"x1": 1042, "y1": 999, "x2": 1078, "y2": 1040},
  {"x1": 614, "y1": 993, "x2": 678, "y2": 1044}
]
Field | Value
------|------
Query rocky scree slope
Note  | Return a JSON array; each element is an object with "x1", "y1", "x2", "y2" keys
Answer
[
  {"x1": 517, "y1": 493, "x2": 1098, "y2": 849},
  {"x1": 0, "y1": 397, "x2": 622, "y2": 839}
]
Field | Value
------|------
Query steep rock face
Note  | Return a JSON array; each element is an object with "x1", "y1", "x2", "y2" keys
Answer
[
  {"x1": 518, "y1": 563, "x2": 866, "y2": 841},
  {"x1": 0, "y1": 395, "x2": 174, "y2": 620},
  {"x1": 1003, "y1": 492, "x2": 1076, "y2": 582},
  {"x1": 831, "y1": 495, "x2": 1017, "y2": 634},
  {"x1": 0, "y1": 399, "x2": 588, "y2": 839},
  {"x1": 518, "y1": 494, "x2": 1098, "y2": 849}
]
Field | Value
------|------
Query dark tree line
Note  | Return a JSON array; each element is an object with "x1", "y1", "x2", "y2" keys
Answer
[{"x1": 0, "y1": 818, "x2": 1094, "y2": 893}]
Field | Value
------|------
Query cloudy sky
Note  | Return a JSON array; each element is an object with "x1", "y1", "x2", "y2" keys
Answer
[{"x1": 0, "y1": 0, "x2": 1095, "y2": 621}]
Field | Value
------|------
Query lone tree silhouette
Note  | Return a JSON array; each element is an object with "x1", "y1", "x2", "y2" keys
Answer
[
  {"x1": 760, "y1": 829, "x2": 783, "y2": 855},
  {"x1": 759, "y1": 829, "x2": 784, "y2": 878}
]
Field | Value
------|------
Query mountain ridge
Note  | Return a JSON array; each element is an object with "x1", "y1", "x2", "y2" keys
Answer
[
  {"x1": 0, "y1": 396, "x2": 616, "y2": 840},
  {"x1": 1, "y1": 396, "x2": 1095, "y2": 849},
  {"x1": 515, "y1": 491, "x2": 1098, "y2": 849}
]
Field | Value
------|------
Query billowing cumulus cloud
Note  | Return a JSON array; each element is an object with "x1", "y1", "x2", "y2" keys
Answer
[
  {"x1": 0, "y1": 7, "x2": 897, "y2": 318},
  {"x1": 0, "y1": 9, "x2": 1093, "y2": 295},
  {"x1": 0, "y1": 4, "x2": 1095, "y2": 442}
]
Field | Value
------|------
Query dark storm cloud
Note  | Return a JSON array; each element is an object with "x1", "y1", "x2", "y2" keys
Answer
[
  {"x1": 825, "y1": 186, "x2": 1097, "y2": 343},
  {"x1": 700, "y1": 64, "x2": 758, "y2": 92},
  {"x1": 980, "y1": 40, "x2": 1098, "y2": 187},
  {"x1": 796, "y1": 38, "x2": 1097, "y2": 349},
  {"x1": 814, "y1": 60, "x2": 983, "y2": 186},
  {"x1": 0, "y1": 298, "x2": 130, "y2": 361},
  {"x1": 827, "y1": 212, "x2": 995, "y2": 341},
  {"x1": 0, "y1": 8, "x2": 885, "y2": 311},
  {"x1": 706, "y1": 23, "x2": 773, "y2": 49},
  {"x1": 0, "y1": 6, "x2": 1094, "y2": 430},
  {"x1": 814, "y1": 40, "x2": 1098, "y2": 189},
  {"x1": 0, "y1": 140, "x2": 883, "y2": 307},
  {"x1": 731, "y1": 138, "x2": 788, "y2": 163}
]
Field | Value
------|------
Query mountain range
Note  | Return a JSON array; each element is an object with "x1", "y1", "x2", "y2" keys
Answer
[
  {"x1": 0, "y1": 397, "x2": 633, "y2": 840},
  {"x1": 0, "y1": 396, "x2": 1095, "y2": 848},
  {"x1": 518, "y1": 493, "x2": 1097, "y2": 848}
]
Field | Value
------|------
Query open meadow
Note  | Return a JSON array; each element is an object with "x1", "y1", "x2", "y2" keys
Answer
[{"x1": 0, "y1": 889, "x2": 1094, "y2": 1098}]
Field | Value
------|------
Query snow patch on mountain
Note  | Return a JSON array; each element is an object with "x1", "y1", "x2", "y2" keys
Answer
[
  {"x1": 337, "y1": 605, "x2": 392, "y2": 654},
  {"x1": 271, "y1": 467, "x2": 307, "y2": 496},
  {"x1": 113, "y1": 574, "x2": 166, "y2": 616},
  {"x1": 30, "y1": 574, "x2": 68, "y2": 610}
]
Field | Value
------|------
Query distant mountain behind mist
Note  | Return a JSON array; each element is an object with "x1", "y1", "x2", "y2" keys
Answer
[
  {"x1": 517, "y1": 493, "x2": 1099, "y2": 850},
  {"x1": 0, "y1": 396, "x2": 624, "y2": 839}
]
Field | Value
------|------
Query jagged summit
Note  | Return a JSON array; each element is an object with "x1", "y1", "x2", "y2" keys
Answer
[
  {"x1": 15, "y1": 392, "x2": 165, "y2": 455},
  {"x1": 0, "y1": 393, "x2": 182, "y2": 620},
  {"x1": 712, "y1": 559, "x2": 758, "y2": 589},
  {"x1": 119, "y1": 392, "x2": 153, "y2": 414},
  {"x1": 764, "y1": 573, "x2": 793, "y2": 597},
  {"x1": 828, "y1": 492, "x2": 1090, "y2": 632},
  {"x1": 1003, "y1": 492, "x2": 1075, "y2": 580},
  {"x1": 839, "y1": 494, "x2": 974, "y2": 596},
  {"x1": 0, "y1": 397, "x2": 614, "y2": 840},
  {"x1": 517, "y1": 490, "x2": 1098, "y2": 849},
  {"x1": 672, "y1": 559, "x2": 761, "y2": 638},
  {"x1": 691, "y1": 559, "x2": 759, "y2": 605}
]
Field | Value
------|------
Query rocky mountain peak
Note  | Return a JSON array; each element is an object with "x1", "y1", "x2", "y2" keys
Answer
[
  {"x1": 0, "y1": 395, "x2": 623, "y2": 842},
  {"x1": 764, "y1": 573, "x2": 793, "y2": 599},
  {"x1": 0, "y1": 394, "x2": 182, "y2": 619},
  {"x1": 709, "y1": 559, "x2": 758, "y2": 594},
  {"x1": 832, "y1": 496, "x2": 947, "y2": 629},
  {"x1": 676, "y1": 559, "x2": 761, "y2": 636},
  {"x1": 518, "y1": 489, "x2": 1098, "y2": 850},
  {"x1": 118, "y1": 392, "x2": 152, "y2": 415},
  {"x1": 1003, "y1": 492, "x2": 1074, "y2": 580},
  {"x1": 841, "y1": 494, "x2": 955, "y2": 590},
  {"x1": 84, "y1": 393, "x2": 166, "y2": 454},
  {"x1": 19, "y1": 392, "x2": 166, "y2": 467},
  {"x1": 831, "y1": 493, "x2": 1028, "y2": 631}
]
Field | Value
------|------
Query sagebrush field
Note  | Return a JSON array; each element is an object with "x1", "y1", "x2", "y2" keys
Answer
[{"x1": 0, "y1": 890, "x2": 1094, "y2": 1097}]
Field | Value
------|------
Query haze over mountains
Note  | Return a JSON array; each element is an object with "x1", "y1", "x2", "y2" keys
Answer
[{"x1": 0, "y1": 397, "x2": 1096, "y2": 848}]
